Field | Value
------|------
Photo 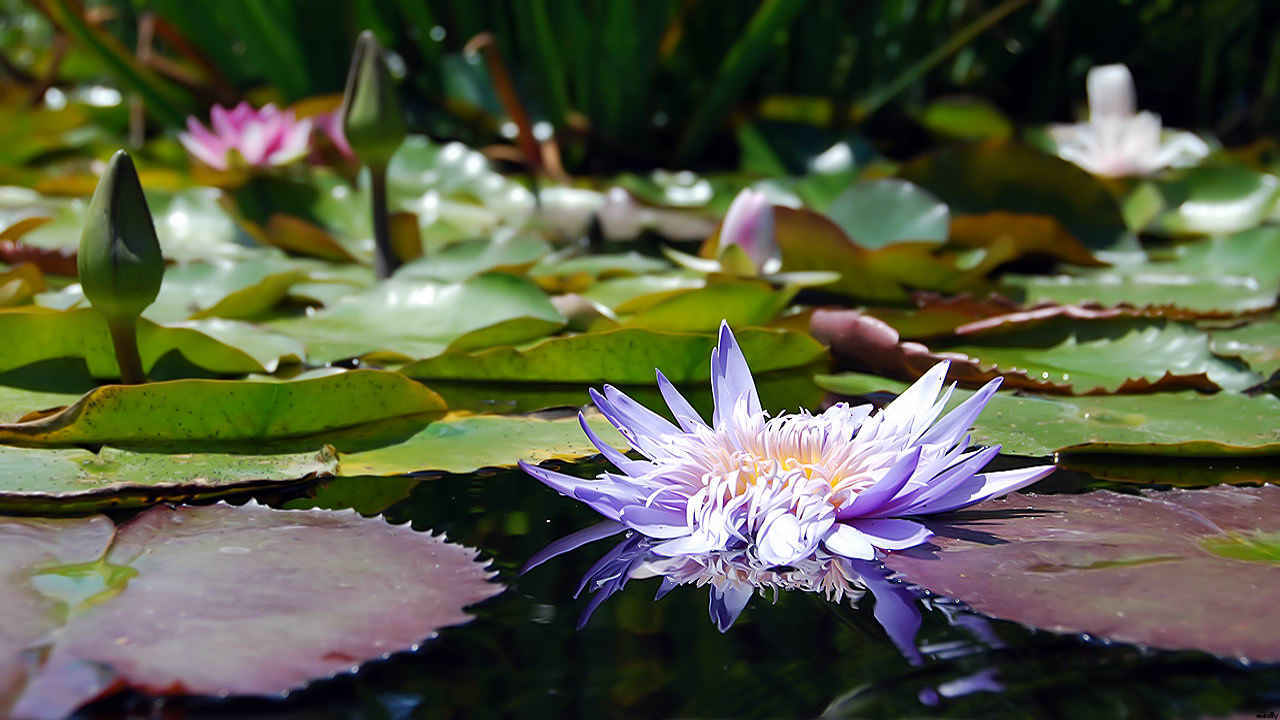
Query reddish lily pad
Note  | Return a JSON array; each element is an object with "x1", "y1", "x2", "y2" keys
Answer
[
  {"x1": 2, "y1": 502, "x2": 502, "y2": 718},
  {"x1": 812, "y1": 309, "x2": 1248, "y2": 394},
  {"x1": 884, "y1": 486, "x2": 1280, "y2": 662}
]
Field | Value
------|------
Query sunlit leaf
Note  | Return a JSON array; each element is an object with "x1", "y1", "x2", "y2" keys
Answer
[
  {"x1": 0, "y1": 369, "x2": 445, "y2": 448},
  {"x1": 402, "y1": 327, "x2": 827, "y2": 384}
]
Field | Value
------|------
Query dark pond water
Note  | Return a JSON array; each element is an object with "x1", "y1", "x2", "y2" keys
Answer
[{"x1": 69, "y1": 381, "x2": 1280, "y2": 720}]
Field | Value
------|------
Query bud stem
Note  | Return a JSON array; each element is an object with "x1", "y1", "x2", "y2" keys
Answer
[
  {"x1": 106, "y1": 316, "x2": 146, "y2": 385},
  {"x1": 369, "y1": 163, "x2": 399, "y2": 279}
]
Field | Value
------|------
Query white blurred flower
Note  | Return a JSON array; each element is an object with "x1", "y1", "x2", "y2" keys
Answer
[{"x1": 1049, "y1": 64, "x2": 1210, "y2": 177}]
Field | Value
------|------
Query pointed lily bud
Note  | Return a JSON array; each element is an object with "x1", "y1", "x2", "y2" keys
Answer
[
  {"x1": 719, "y1": 189, "x2": 780, "y2": 275},
  {"x1": 78, "y1": 150, "x2": 163, "y2": 384},
  {"x1": 341, "y1": 31, "x2": 407, "y2": 169},
  {"x1": 79, "y1": 151, "x2": 163, "y2": 322}
]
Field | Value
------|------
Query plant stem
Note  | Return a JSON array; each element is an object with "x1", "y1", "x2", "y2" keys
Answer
[
  {"x1": 369, "y1": 163, "x2": 399, "y2": 279},
  {"x1": 106, "y1": 316, "x2": 146, "y2": 385}
]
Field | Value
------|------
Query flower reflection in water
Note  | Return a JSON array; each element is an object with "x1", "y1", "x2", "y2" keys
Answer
[{"x1": 525, "y1": 524, "x2": 1005, "y2": 669}]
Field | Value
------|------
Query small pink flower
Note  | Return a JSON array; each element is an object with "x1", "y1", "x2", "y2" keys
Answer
[
  {"x1": 179, "y1": 102, "x2": 313, "y2": 171},
  {"x1": 316, "y1": 109, "x2": 354, "y2": 159},
  {"x1": 719, "y1": 189, "x2": 781, "y2": 274}
]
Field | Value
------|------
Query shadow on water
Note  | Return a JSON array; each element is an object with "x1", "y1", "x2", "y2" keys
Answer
[{"x1": 71, "y1": 457, "x2": 1280, "y2": 719}]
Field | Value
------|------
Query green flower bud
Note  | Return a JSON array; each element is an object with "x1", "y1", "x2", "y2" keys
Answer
[
  {"x1": 341, "y1": 31, "x2": 407, "y2": 169},
  {"x1": 78, "y1": 150, "x2": 163, "y2": 322}
]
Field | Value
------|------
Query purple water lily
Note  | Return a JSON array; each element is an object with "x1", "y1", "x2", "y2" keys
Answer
[
  {"x1": 179, "y1": 102, "x2": 313, "y2": 171},
  {"x1": 520, "y1": 322, "x2": 1054, "y2": 567}
]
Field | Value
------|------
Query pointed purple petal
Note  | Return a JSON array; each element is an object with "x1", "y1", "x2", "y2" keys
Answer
[
  {"x1": 848, "y1": 559, "x2": 924, "y2": 665},
  {"x1": 619, "y1": 505, "x2": 691, "y2": 539},
  {"x1": 847, "y1": 518, "x2": 932, "y2": 551},
  {"x1": 709, "y1": 584, "x2": 753, "y2": 632},
  {"x1": 918, "y1": 377, "x2": 1002, "y2": 448},
  {"x1": 578, "y1": 412, "x2": 651, "y2": 475},
  {"x1": 874, "y1": 445, "x2": 1002, "y2": 517},
  {"x1": 905, "y1": 464, "x2": 1055, "y2": 515},
  {"x1": 655, "y1": 369, "x2": 707, "y2": 431},
  {"x1": 837, "y1": 446, "x2": 922, "y2": 519},
  {"x1": 711, "y1": 321, "x2": 761, "y2": 428},
  {"x1": 521, "y1": 521, "x2": 626, "y2": 574}
]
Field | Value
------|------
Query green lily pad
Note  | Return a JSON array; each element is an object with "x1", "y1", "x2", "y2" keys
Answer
[
  {"x1": 396, "y1": 231, "x2": 551, "y2": 282},
  {"x1": 0, "y1": 369, "x2": 445, "y2": 449},
  {"x1": 1210, "y1": 313, "x2": 1280, "y2": 377},
  {"x1": 1, "y1": 503, "x2": 501, "y2": 718},
  {"x1": 338, "y1": 411, "x2": 624, "y2": 477},
  {"x1": 815, "y1": 371, "x2": 1280, "y2": 457},
  {"x1": 0, "y1": 445, "x2": 334, "y2": 513},
  {"x1": 618, "y1": 281, "x2": 794, "y2": 333},
  {"x1": 824, "y1": 179, "x2": 950, "y2": 249},
  {"x1": 937, "y1": 319, "x2": 1259, "y2": 393},
  {"x1": 0, "y1": 308, "x2": 303, "y2": 379},
  {"x1": 581, "y1": 272, "x2": 706, "y2": 311},
  {"x1": 1002, "y1": 227, "x2": 1280, "y2": 316},
  {"x1": 1152, "y1": 166, "x2": 1280, "y2": 236},
  {"x1": 402, "y1": 327, "x2": 827, "y2": 384},
  {"x1": 899, "y1": 140, "x2": 1128, "y2": 249},
  {"x1": 267, "y1": 273, "x2": 564, "y2": 363},
  {"x1": 884, "y1": 486, "x2": 1280, "y2": 662}
]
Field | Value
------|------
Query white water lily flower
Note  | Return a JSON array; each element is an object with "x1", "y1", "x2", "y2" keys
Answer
[
  {"x1": 1049, "y1": 64, "x2": 1210, "y2": 177},
  {"x1": 520, "y1": 322, "x2": 1055, "y2": 568}
]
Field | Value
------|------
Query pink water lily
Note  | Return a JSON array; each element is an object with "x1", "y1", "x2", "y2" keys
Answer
[
  {"x1": 520, "y1": 322, "x2": 1055, "y2": 568},
  {"x1": 179, "y1": 102, "x2": 313, "y2": 171},
  {"x1": 1048, "y1": 64, "x2": 1210, "y2": 177},
  {"x1": 718, "y1": 188, "x2": 781, "y2": 274}
]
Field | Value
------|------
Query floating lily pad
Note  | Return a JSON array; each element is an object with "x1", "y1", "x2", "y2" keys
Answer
[
  {"x1": 338, "y1": 411, "x2": 624, "y2": 477},
  {"x1": 814, "y1": 310, "x2": 1254, "y2": 394},
  {"x1": 0, "y1": 308, "x2": 303, "y2": 379},
  {"x1": 815, "y1": 372, "x2": 1280, "y2": 457},
  {"x1": 1002, "y1": 227, "x2": 1280, "y2": 316},
  {"x1": 884, "y1": 486, "x2": 1280, "y2": 662},
  {"x1": 396, "y1": 232, "x2": 552, "y2": 282},
  {"x1": 823, "y1": 179, "x2": 950, "y2": 249},
  {"x1": 1210, "y1": 314, "x2": 1280, "y2": 377},
  {"x1": 899, "y1": 140, "x2": 1128, "y2": 249},
  {"x1": 937, "y1": 319, "x2": 1259, "y2": 393},
  {"x1": 1, "y1": 502, "x2": 501, "y2": 718},
  {"x1": 1152, "y1": 166, "x2": 1280, "y2": 236},
  {"x1": 916, "y1": 97, "x2": 1013, "y2": 141},
  {"x1": 0, "y1": 263, "x2": 44, "y2": 306},
  {"x1": 618, "y1": 281, "x2": 794, "y2": 333},
  {"x1": 0, "y1": 445, "x2": 334, "y2": 512},
  {"x1": 529, "y1": 252, "x2": 673, "y2": 293},
  {"x1": 267, "y1": 273, "x2": 564, "y2": 363},
  {"x1": 402, "y1": 327, "x2": 827, "y2": 384},
  {"x1": 581, "y1": 272, "x2": 706, "y2": 312},
  {"x1": 0, "y1": 370, "x2": 445, "y2": 449}
]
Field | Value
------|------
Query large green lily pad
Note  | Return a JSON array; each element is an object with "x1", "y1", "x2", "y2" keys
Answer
[
  {"x1": 937, "y1": 320, "x2": 1259, "y2": 393},
  {"x1": 1, "y1": 503, "x2": 501, "y2": 718},
  {"x1": 338, "y1": 410, "x2": 624, "y2": 477},
  {"x1": 0, "y1": 308, "x2": 303, "y2": 379},
  {"x1": 402, "y1": 327, "x2": 827, "y2": 384},
  {"x1": 617, "y1": 281, "x2": 794, "y2": 333},
  {"x1": 823, "y1": 179, "x2": 950, "y2": 249},
  {"x1": 1210, "y1": 313, "x2": 1280, "y2": 377},
  {"x1": 816, "y1": 372, "x2": 1280, "y2": 457},
  {"x1": 0, "y1": 445, "x2": 334, "y2": 512},
  {"x1": 1152, "y1": 166, "x2": 1280, "y2": 236},
  {"x1": 884, "y1": 486, "x2": 1280, "y2": 662},
  {"x1": 1002, "y1": 227, "x2": 1280, "y2": 316},
  {"x1": 267, "y1": 273, "x2": 564, "y2": 363},
  {"x1": 396, "y1": 232, "x2": 552, "y2": 282},
  {"x1": 0, "y1": 370, "x2": 445, "y2": 448}
]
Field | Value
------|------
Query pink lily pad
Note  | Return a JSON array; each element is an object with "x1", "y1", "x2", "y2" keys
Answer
[
  {"x1": 1, "y1": 503, "x2": 501, "y2": 719},
  {"x1": 885, "y1": 486, "x2": 1280, "y2": 662}
]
